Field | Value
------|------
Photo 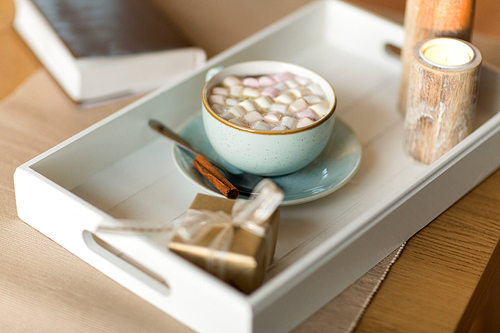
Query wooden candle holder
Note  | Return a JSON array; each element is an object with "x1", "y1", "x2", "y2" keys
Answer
[
  {"x1": 403, "y1": 38, "x2": 482, "y2": 164},
  {"x1": 398, "y1": 0, "x2": 476, "y2": 114}
]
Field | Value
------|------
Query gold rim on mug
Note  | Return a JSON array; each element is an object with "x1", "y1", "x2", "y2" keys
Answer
[{"x1": 202, "y1": 61, "x2": 337, "y2": 135}]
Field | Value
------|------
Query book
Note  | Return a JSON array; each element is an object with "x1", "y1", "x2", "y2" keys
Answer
[{"x1": 13, "y1": 0, "x2": 206, "y2": 103}]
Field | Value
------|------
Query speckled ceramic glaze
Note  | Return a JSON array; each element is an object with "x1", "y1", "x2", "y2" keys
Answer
[
  {"x1": 202, "y1": 61, "x2": 336, "y2": 176},
  {"x1": 173, "y1": 114, "x2": 361, "y2": 205}
]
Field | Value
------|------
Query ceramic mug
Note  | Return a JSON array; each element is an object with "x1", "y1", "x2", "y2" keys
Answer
[{"x1": 202, "y1": 61, "x2": 336, "y2": 176}]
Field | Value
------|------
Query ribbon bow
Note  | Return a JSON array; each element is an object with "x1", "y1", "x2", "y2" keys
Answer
[{"x1": 97, "y1": 179, "x2": 284, "y2": 279}]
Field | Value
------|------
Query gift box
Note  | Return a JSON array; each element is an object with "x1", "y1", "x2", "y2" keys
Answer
[{"x1": 168, "y1": 190, "x2": 280, "y2": 294}]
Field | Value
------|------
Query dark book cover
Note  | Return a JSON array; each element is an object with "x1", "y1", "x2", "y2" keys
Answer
[{"x1": 31, "y1": 0, "x2": 192, "y2": 58}]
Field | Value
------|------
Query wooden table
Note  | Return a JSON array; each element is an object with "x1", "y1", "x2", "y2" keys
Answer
[{"x1": 1, "y1": 0, "x2": 500, "y2": 332}]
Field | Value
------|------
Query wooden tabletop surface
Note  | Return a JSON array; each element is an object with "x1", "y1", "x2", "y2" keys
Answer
[{"x1": 2, "y1": 0, "x2": 500, "y2": 332}]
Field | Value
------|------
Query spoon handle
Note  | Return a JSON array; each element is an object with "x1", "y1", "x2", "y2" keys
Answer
[
  {"x1": 149, "y1": 119, "x2": 239, "y2": 199},
  {"x1": 149, "y1": 119, "x2": 198, "y2": 155}
]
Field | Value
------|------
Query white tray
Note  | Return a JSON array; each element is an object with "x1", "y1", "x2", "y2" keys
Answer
[{"x1": 14, "y1": 1, "x2": 500, "y2": 332}]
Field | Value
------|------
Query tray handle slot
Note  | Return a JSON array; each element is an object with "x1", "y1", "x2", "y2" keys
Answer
[
  {"x1": 82, "y1": 231, "x2": 170, "y2": 295},
  {"x1": 384, "y1": 43, "x2": 401, "y2": 58}
]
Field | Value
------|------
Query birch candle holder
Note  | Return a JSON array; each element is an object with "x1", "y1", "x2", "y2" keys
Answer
[
  {"x1": 398, "y1": 0, "x2": 476, "y2": 114},
  {"x1": 403, "y1": 37, "x2": 482, "y2": 164}
]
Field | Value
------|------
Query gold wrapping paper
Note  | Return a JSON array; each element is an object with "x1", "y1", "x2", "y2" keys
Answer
[{"x1": 168, "y1": 194, "x2": 279, "y2": 293}]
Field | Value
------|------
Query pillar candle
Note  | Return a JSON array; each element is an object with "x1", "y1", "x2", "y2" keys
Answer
[{"x1": 398, "y1": 0, "x2": 476, "y2": 114}]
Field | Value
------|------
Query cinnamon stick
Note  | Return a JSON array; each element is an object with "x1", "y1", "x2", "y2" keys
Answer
[{"x1": 193, "y1": 154, "x2": 239, "y2": 199}]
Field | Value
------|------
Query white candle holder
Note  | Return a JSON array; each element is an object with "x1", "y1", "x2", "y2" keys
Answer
[{"x1": 403, "y1": 37, "x2": 482, "y2": 164}]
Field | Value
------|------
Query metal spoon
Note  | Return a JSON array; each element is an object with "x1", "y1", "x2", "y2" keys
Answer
[{"x1": 149, "y1": 119, "x2": 264, "y2": 197}]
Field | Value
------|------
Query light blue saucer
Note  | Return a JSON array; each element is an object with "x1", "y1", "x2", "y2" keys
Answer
[{"x1": 172, "y1": 114, "x2": 362, "y2": 206}]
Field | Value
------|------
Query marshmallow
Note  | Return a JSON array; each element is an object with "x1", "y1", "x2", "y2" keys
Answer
[
  {"x1": 281, "y1": 116, "x2": 297, "y2": 129},
  {"x1": 258, "y1": 76, "x2": 277, "y2": 87},
  {"x1": 294, "y1": 108, "x2": 319, "y2": 121},
  {"x1": 263, "y1": 112, "x2": 282, "y2": 123},
  {"x1": 273, "y1": 72, "x2": 295, "y2": 82},
  {"x1": 209, "y1": 94, "x2": 227, "y2": 105},
  {"x1": 295, "y1": 76, "x2": 311, "y2": 85},
  {"x1": 229, "y1": 118, "x2": 247, "y2": 127},
  {"x1": 310, "y1": 102, "x2": 330, "y2": 116},
  {"x1": 272, "y1": 125, "x2": 288, "y2": 131},
  {"x1": 242, "y1": 77, "x2": 260, "y2": 88},
  {"x1": 261, "y1": 87, "x2": 280, "y2": 99},
  {"x1": 211, "y1": 104, "x2": 225, "y2": 114},
  {"x1": 303, "y1": 94, "x2": 322, "y2": 104},
  {"x1": 270, "y1": 103, "x2": 288, "y2": 114},
  {"x1": 284, "y1": 79, "x2": 300, "y2": 89},
  {"x1": 220, "y1": 111, "x2": 235, "y2": 120},
  {"x1": 212, "y1": 87, "x2": 229, "y2": 96},
  {"x1": 222, "y1": 75, "x2": 241, "y2": 87},
  {"x1": 225, "y1": 98, "x2": 239, "y2": 106},
  {"x1": 289, "y1": 87, "x2": 311, "y2": 98},
  {"x1": 296, "y1": 117, "x2": 315, "y2": 128},
  {"x1": 244, "y1": 111, "x2": 263, "y2": 123},
  {"x1": 255, "y1": 95, "x2": 273, "y2": 109},
  {"x1": 275, "y1": 92, "x2": 294, "y2": 104},
  {"x1": 227, "y1": 105, "x2": 247, "y2": 117},
  {"x1": 239, "y1": 99, "x2": 258, "y2": 112},
  {"x1": 288, "y1": 98, "x2": 308, "y2": 113},
  {"x1": 242, "y1": 87, "x2": 261, "y2": 98},
  {"x1": 251, "y1": 120, "x2": 272, "y2": 131},
  {"x1": 307, "y1": 83, "x2": 325, "y2": 97},
  {"x1": 273, "y1": 82, "x2": 288, "y2": 91},
  {"x1": 230, "y1": 85, "x2": 244, "y2": 97}
]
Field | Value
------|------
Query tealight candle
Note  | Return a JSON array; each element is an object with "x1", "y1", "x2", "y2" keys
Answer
[
  {"x1": 404, "y1": 38, "x2": 482, "y2": 164},
  {"x1": 421, "y1": 38, "x2": 474, "y2": 67}
]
